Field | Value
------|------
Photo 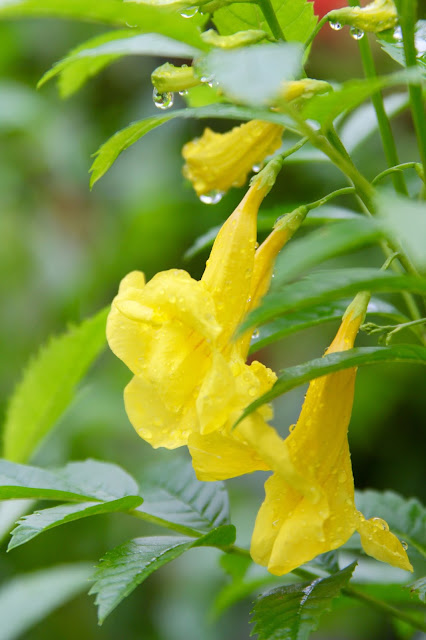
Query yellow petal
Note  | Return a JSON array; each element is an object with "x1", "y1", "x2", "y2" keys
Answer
[
  {"x1": 201, "y1": 182, "x2": 266, "y2": 343},
  {"x1": 182, "y1": 120, "x2": 283, "y2": 197},
  {"x1": 356, "y1": 514, "x2": 413, "y2": 572},
  {"x1": 196, "y1": 351, "x2": 236, "y2": 435}
]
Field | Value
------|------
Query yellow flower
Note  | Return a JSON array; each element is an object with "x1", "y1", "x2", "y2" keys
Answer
[
  {"x1": 182, "y1": 120, "x2": 284, "y2": 198},
  {"x1": 107, "y1": 175, "x2": 305, "y2": 481},
  {"x1": 250, "y1": 292, "x2": 413, "y2": 575}
]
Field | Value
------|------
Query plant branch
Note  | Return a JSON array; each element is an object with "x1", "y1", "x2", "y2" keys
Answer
[
  {"x1": 372, "y1": 162, "x2": 421, "y2": 185},
  {"x1": 257, "y1": 0, "x2": 286, "y2": 41}
]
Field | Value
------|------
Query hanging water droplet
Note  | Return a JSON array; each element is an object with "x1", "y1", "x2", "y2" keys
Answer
[
  {"x1": 199, "y1": 190, "x2": 224, "y2": 205},
  {"x1": 329, "y1": 20, "x2": 342, "y2": 31},
  {"x1": 289, "y1": 423, "x2": 296, "y2": 433},
  {"x1": 180, "y1": 6, "x2": 198, "y2": 17},
  {"x1": 371, "y1": 517, "x2": 389, "y2": 531},
  {"x1": 393, "y1": 26, "x2": 402, "y2": 40},
  {"x1": 178, "y1": 89, "x2": 188, "y2": 96},
  {"x1": 200, "y1": 74, "x2": 214, "y2": 85},
  {"x1": 401, "y1": 540, "x2": 408, "y2": 550},
  {"x1": 252, "y1": 329, "x2": 260, "y2": 339},
  {"x1": 252, "y1": 164, "x2": 262, "y2": 173},
  {"x1": 153, "y1": 88, "x2": 174, "y2": 110},
  {"x1": 350, "y1": 26, "x2": 364, "y2": 40}
]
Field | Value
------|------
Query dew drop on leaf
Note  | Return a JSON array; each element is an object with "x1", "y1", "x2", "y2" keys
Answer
[{"x1": 181, "y1": 6, "x2": 198, "y2": 18}]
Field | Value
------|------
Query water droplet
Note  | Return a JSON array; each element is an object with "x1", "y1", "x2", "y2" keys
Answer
[
  {"x1": 180, "y1": 6, "x2": 198, "y2": 17},
  {"x1": 393, "y1": 26, "x2": 402, "y2": 40},
  {"x1": 252, "y1": 329, "x2": 260, "y2": 339},
  {"x1": 153, "y1": 88, "x2": 174, "y2": 110},
  {"x1": 199, "y1": 190, "x2": 224, "y2": 205},
  {"x1": 370, "y1": 517, "x2": 389, "y2": 531},
  {"x1": 329, "y1": 20, "x2": 342, "y2": 31},
  {"x1": 289, "y1": 423, "x2": 296, "y2": 433},
  {"x1": 178, "y1": 89, "x2": 188, "y2": 96},
  {"x1": 248, "y1": 387, "x2": 257, "y2": 397},
  {"x1": 252, "y1": 164, "x2": 262, "y2": 173},
  {"x1": 350, "y1": 26, "x2": 364, "y2": 40},
  {"x1": 401, "y1": 540, "x2": 408, "y2": 550},
  {"x1": 200, "y1": 74, "x2": 214, "y2": 85},
  {"x1": 338, "y1": 471, "x2": 347, "y2": 484},
  {"x1": 254, "y1": 241, "x2": 259, "y2": 249}
]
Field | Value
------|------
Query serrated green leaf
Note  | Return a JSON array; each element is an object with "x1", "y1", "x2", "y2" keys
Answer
[
  {"x1": 0, "y1": 458, "x2": 140, "y2": 502},
  {"x1": 240, "y1": 268, "x2": 426, "y2": 331},
  {"x1": 237, "y1": 345, "x2": 426, "y2": 423},
  {"x1": 0, "y1": 0, "x2": 206, "y2": 49},
  {"x1": 378, "y1": 21, "x2": 426, "y2": 75},
  {"x1": 408, "y1": 577, "x2": 426, "y2": 603},
  {"x1": 250, "y1": 298, "x2": 407, "y2": 354},
  {"x1": 214, "y1": 0, "x2": 317, "y2": 44},
  {"x1": 273, "y1": 218, "x2": 382, "y2": 287},
  {"x1": 0, "y1": 563, "x2": 92, "y2": 640},
  {"x1": 202, "y1": 43, "x2": 303, "y2": 106},
  {"x1": 89, "y1": 103, "x2": 297, "y2": 187},
  {"x1": 39, "y1": 31, "x2": 201, "y2": 98},
  {"x1": 2, "y1": 307, "x2": 108, "y2": 463},
  {"x1": 90, "y1": 526, "x2": 236, "y2": 623},
  {"x1": 8, "y1": 496, "x2": 143, "y2": 550},
  {"x1": 301, "y1": 69, "x2": 423, "y2": 127},
  {"x1": 138, "y1": 457, "x2": 229, "y2": 533},
  {"x1": 250, "y1": 562, "x2": 356, "y2": 640}
]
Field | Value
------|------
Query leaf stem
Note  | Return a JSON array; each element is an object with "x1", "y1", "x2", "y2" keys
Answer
[
  {"x1": 130, "y1": 508, "x2": 204, "y2": 538},
  {"x1": 303, "y1": 14, "x2": 330, "y2": 55},
  {"x1": 372, "y1": 162, "x2": 421, "y2": 185},
  {"x1": 257, "y1": 0, "x2": 286, "y2": 41}
]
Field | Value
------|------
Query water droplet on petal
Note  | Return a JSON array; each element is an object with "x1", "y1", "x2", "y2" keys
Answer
[
  {"x1": 254, "y1": 241, "x2": 259, "y2": 249},
  {"x1": 401, "y1": 540, "x2": 408, "y2": 550},
  {"x1": 153, "y1": 88, "x2": 174, "y2": 110},
  {"x1": 180, "y1": 6, "x2": 198, "y2": 17},
  {"x1": 329, "y1": 20, "x2": 342, "y2": 31},
  {"x1": 252, "y1": 164, "x2": 262, "y2": 173},
  {"x1": 289, "y1": 423, "x2": 296, "y2": 433},
  {"x1": 178, "y1": 89, "x2": 188, "y2": 96},
  {"x1": 199, "y1": 190, "x2": 224, "y2": 205},
  {"x1": 350, "y1": 26, "x2": 364, "y2": 40},
  {"x1": 370, "y1": 517, "x2": 389, "y2": 531}
]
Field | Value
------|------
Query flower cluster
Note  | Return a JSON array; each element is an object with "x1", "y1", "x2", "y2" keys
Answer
[{"x1": 107, "y1": 160, "x2": 412, "y2": 575}]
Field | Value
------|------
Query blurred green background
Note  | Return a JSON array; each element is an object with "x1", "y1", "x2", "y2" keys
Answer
[{"x1": 0, "y1": 8, "x2": 425, "y2": 640}]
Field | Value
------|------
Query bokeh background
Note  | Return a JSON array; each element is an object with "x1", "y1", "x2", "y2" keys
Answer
[{"x1": 0, "y1": 1, "x2": 425, "y2": 638}]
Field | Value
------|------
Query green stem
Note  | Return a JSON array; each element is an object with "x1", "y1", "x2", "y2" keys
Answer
[
  {"x1": 398, "y1": 0, "x2": 426, "y2": 182},
  {"x1": 303, "y1": 14, "x2": 329, "y2": 56},
  {"x1": 257, "y1": 0, "x2": 286, "y2": 41},
  {"x1": 372, "y1": 162, "x2": 421, "y2": 185},
  {"x1": 130, "y1": 509, "x2": 204, "y2": 538},
  {"x1": 307, "y1": 186, "x2": 356, "y2": 209},
  {"x1": 344, "y1": 586, "x2": 426, "y2": 632},
  {"x1": 347, "y1": 0, "x2": 408, "y2": 196}
]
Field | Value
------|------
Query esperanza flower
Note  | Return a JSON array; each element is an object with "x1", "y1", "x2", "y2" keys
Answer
[
  {"x1": 250, "y1": 292, "x2": 413, "y2": 575},
  {"x1": 107, "y1": 167, "x2": 310, "y2": 483}
]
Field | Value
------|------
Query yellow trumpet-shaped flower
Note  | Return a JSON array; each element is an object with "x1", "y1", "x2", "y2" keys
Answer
[
  {"x1": 182, "y1": 120, "x2": 283, "y2": 198},
  {"x1": 107, "y1": 173, "x2": 307, "y2": 483},
  {"x1": 250, "y1": 293, "x2": 413, "y2": 575}
]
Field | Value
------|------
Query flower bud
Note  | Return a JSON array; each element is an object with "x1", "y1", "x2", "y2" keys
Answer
[
  {"x1": 151, "y1": 63, "x2": 200, "y2": 94},
  {"x1": 328, "y1": 0, "x2": 398, "y2": 33}
]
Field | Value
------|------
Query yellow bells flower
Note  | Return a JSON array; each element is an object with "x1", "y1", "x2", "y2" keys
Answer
[
  {"x1": 251, "y1": 292, "x2": 413, "y2": 575},
  {"x1": 107, "y1": 176, "x2": 281, "y2": 476},
  {"x1": 182, "y1": 120, "x2": 284, "y2": 198}
]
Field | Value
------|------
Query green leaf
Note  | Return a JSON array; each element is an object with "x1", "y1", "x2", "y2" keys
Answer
[
  {"x1": 250, "y1": 562, "x2": 356, "y2": 640},
  {"x1": 0, "y1": 458, "x2": 140, "y2": 502},
  {"x1": 202, "y1": 43, "x2": 303, "y2": 106},
  {"x1": 89, "y1": 104, "x2": 296, "y2": 187},
  {"x1": 237, "y1": 345, "x2": 426, "y2": 423},
  {"x1": 8, "y1": 496, "x2": 143, "y2": 550},
  {"x1": 138, "y1": 457, "x2": 229, "y2": 533},
  {"x1": 301, "y1": 69, "x2": 423, "y2": 127},
  {"x1": 39, "y1": 31, "x2": 202, "y2": 98},
  {"x1": 355, "y1": 490, "x2": 426, "y2": 563},
  {"x1": 2, "y1": 307, "x2": 108, "y2": 463},
  {"x1": 90, "y1": 526, "x2": 236, "y2": 623},
  {"x1": 250, "y1": 298, "x2": 407, "y2": 354},
  {"x1": 0, "y1": 0, "x2": 206, "y2": 49},
  {"x1": 378, "y1": 21, "x2": 426, "y2": 75},
  {"x1": 213, "y1": 0, "x2": 317, "y2": 44},
  {"x1": 272, "y1": 218, "x2": 382, "y2": 287},
  {"x1": 408, "y1": 577, "x2": 426, "y2": 603},
  {"x1": 0, "y1": 563, "x2": 92, "y2": 640},
  {"x1": 377, "y1": 191, "x2": 426, "y2": 273},
  {"x1": 240, "y1": 268, "x2": 426, "y2": 331}
]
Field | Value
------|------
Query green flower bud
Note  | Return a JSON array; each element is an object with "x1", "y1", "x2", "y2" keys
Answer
[
  {"x1": 151, "y1": 63, "x2": 201, "y2": 94},
  {"x1": 328, "y1": 0, "x2": 398, "y2": 33},
  {"x1": 201, "y1": 29, "x2": 269, "y2": 49}
]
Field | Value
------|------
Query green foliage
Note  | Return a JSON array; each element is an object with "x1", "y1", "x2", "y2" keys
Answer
[
  {"x1": 39, "y1": 31, "x2": 202, "y2": 98},
  {"x1": 0, "y1": 458, "x2": 140, "y2": 501},
  {"x1": 250, "y1": 563, "x2": 356, "y2": 640},
  {"x1": 0, "y1": 564, "x2": 92, "y2": 640},
  {"x1": 8, "y1": 497, "x2": 142, "y2": 550},
  {"x1": 408, "y1": 577, "x2": 426, "y2": 603},
  {"x1": 241, "y1": 268, "x2": 426, "y2": 330},
  {"x1": 90, "y1": 526, "x2": 236, "y2": 623},
  {"x1": 250, "y1": 299, "x2": 407, "y2": 353},
  {"x1": 237, "y1": 345, "x2": 426, "y2": 423},
  {"x1": 2, "y1": 307, "x2": 108, "y2": 464},
  {"x1": 202, "y1": 43, "x2": 303, "y2": 106},
  {"x1": 213, "y1": 0, "x2": 317, "y2": 44},
  {"x1": 379, "y1": 21, "x2": 426, "y2": 75},
  {"x1": 138, "y1": 457, "x2": 230, "y2": 533}
]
